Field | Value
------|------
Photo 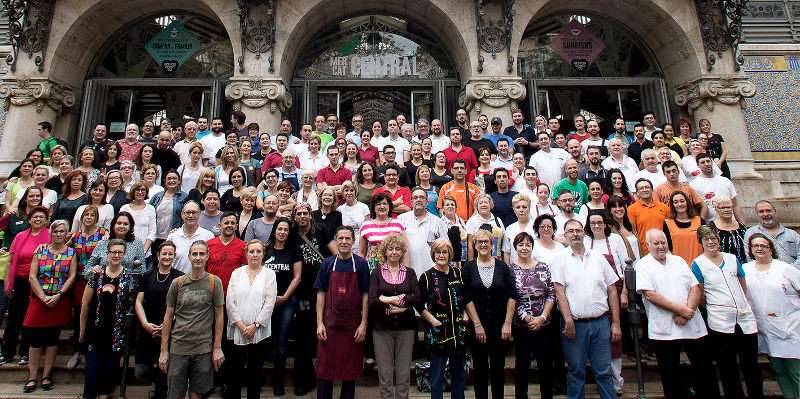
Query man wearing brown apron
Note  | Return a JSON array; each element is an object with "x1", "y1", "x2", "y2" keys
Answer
[{"x1": 315, "y1": 226, "x2": 370, "y2": 399}]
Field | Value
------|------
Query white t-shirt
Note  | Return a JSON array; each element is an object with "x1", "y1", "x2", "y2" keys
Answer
[
  {"x1": 429, "y1": 134, "x2": 451, "y2": 154},
  {"x1": 300, "y1": 153, "x2": 330, "y2": 172},
  {"x1": 375, "y1": 136, "x2": 411, "y2": 166},
  {"x1": 602, "y1": 155, "x2": 639, "y2": 192},
  {"x1": 120, "y1": 203, "x2": 157, "y2": 244},
  {"x1": 529, "y1": 148, "x2": 569, "y2": 188},
  {"x1": 338, "y1": 201, "x2": 370, "y2": 254},
  {"x1": 200, "y1": 134, "x2": 226, "y2": 166},
  {"x1": 636, "y1": 254, "x2": 708, "y2": 340},
  {"x1": 173, "y1": 139, "x2": 196, "y2": 165},
  {"x1": 502, "y1": 221, "x2": 536, "y2": 264},
  {"x1": 633, "y1": 168, "x2": 667, "y2": 188},
  {"x1": 532, "y1": 239, "x2": 565, "y2": 266},
  {"x1": 580, "y1": 137, "x2": 607, "y2": 155},
  {"x1": 167, "y1": 226, "x2": 215, "y2": 273},
  {"x1": 689, "y1": 174, "x2": 737, "y2": 221},
  {"x1": 682, "y1": 155, "x2": 723, "y2": 182}
]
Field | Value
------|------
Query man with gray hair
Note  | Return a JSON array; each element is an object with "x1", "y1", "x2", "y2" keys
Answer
[
  {"x1": 745, "y1": 200, "x2": 800, "y2": 267},
  {"x1": 118, "y1": 123, "x2": 143, "y2": 162},
  {"x1": 552, "y1": 219, "x2": 621, "y2": 398},
  {"x1": 636, "y1": 229, "x2": 720, "y2": 399},
  {"x1": 398, "y1": 187, "x2": 448, "y2": 276}
]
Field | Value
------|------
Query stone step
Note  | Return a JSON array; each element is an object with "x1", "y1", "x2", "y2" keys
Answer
[{"x1": 0, "y1": 381, "x2": 786, "y2": 399}]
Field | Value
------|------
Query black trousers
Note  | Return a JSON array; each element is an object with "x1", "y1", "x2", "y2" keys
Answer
[
  {"x1": 709, "y1": 326, "x2": 763, "y2": 399},
  {"x1": 225, "y1": 340, "x2": 268, "y2": 399},
  {"x1": 317, "y1": 380, "x2": 354, "y2": 399},
  {"x1": 294, "y1": 305, "x2": 317, "y2": 390},
  {"x1": 470, "y1": 329, "x2": 507, "y2": 399},
  {"x1": 652, "y1": 337, "x2": 720, "y2": 399},
  {"x1": 513, "y1": 325, "x2": 554, "y2": 399},
  {"x1": 2, "y1": 277, "x2": 30, "y2": 358}
]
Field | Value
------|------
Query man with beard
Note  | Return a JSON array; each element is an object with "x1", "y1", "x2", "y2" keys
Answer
[
  {"x1": 489, "y1": 168, "x2": 518, "y2": 227},
  {"x1": 642, "y1": 111, "x2": 661, "y2": 141},
  {"x1": 413, "y1": 118, "x2": 430, "y2": 143},
  {"x1": 429, "y1": 119, "x2": 450, "y2": 153},
  {"x1": 173, "y1": 121, "x2": 199, "y2": 165},
  {"x1": 295, "y1": 203, "x2": 336, "y2": 396},
  {"x1": 503, "y1": 110, "x2": 537, "y2": 157},
  {"x1": 606, "y1": 117, "x2": 634, "y2": 148},
  {"x1": 628, "y1": 124, "x2": 653, "y2": 166},
  {"x1": 567, "y1": 138, "x2": 584, "y2": 165},
  {"x1": 200, "y1": 117, "x2": 226, "y2": 166},
  {"x1": 745, "y1": 200, "x2": 800, "y2": 267},
  {"x1": 196, "y1": 117, "x2": 210, "y2": 140},
  {"x1": 580, "y1": 119, "x2": 609, "y2": 158},
  {"x1": 140, "y1": 120, "x2": 157, "y2": 145},
  {"x1": 578, "y1": 146, "x2": 609, "y2": 183},
  {"x1": 455, "y1": 108, "x2": 469, "y2": 134},
  {"x1": 567, "y1": 114, "x2": 589, "y2": 143},
  {"x1": 602, "y1": 138, "x2": 639, "y2": 192},
  {"x1": 244, "y1": 194, "x2": 278, "y2": 243},
  {"x1": 552, "y1": 159, "x2": 589, "y2": 212},
  {"x1": 118, "y1": 123, "x2": 143, "y2": 163}
]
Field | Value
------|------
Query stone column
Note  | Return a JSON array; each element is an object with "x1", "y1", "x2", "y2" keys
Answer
[
  {"x1": 224, "y1": 78, "x2": 292, "y2": 133},
  {"x1": 458, "y1": 78, "x2": 527, "y2": 126},
  {"x1": 674, "y1": 74, "x2": 758, "y2": 179},
  {"x1": 0, "y1": 77, "x2": 75, "y2": 175}
]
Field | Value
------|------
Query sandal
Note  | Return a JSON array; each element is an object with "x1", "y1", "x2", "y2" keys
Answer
[
  {"x1": 23, "y1": 379, "x2": 37, "y2": 393},
  {"x1": 40, "y1": 376, "x2": 53, "y2": 391}
]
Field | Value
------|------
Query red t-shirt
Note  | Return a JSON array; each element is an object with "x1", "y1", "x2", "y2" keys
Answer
[
  {"x1": 316, "y1": 166, "x2": 353, "y2": 186},
  {"x1": 358, "y1": 145, "x2": 380, "y2": 165},
  {"x1": 206, "y1": 236, "x2": 247, "y2": 292},
  {"x1": 372, "y1": 186, "x2": 412, "y2": 217},
  {"x1": 443, "y1": 146, "x2": 478, "y2": 173}
]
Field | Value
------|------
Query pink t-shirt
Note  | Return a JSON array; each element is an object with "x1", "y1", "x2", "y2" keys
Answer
[{"x1": 8, "y1": 228, "x2": 51, "y2": 289}]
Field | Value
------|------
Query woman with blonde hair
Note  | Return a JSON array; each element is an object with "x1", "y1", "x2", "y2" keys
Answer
[
  {"x1": 177, "y1": 141, "x2": 204, "y2": 193},
  {"x1": 215, "y1": 144, "x2": 243, "y2": 196},
  {"x1": 415, "y1": 164, "x2": 439, "y2": 216},
  {"x1": 292, "y1": 169, "x2": 319, "y2": 210},
  {"x1": 140, "y1": 164, "x2": 164, "y2": 199},
  {"x1": 338, "y1": 181, "x2": 370, "y2": 255},
  {"x1": 237, "y1": 187, "x2": 262, "y2": 239},
  {"x1": 465, "y1": 193, "x2": 504, "y2": 261},
  {"x1": 312, "y1": 187, "x2": 342, "y2": 234},
  {"x1": 120, "y1": 182, "x2": 156, "y2": 256},
  {"x1": 368, "y1": 233, "x2": 420, "y2": 399},
  {"x1": 187, "y1": 167, "x2": 216, "y2": 207}
]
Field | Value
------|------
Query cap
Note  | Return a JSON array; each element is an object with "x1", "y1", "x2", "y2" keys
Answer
[{"x1": 491, "y1": 117, "x2": 502, "y2": 125}]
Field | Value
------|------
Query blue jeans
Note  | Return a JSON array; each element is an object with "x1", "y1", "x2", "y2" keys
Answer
[
  {"x1": 429, "y1": 350, "x2": 466, "y2": 399},
  {"x1": 270, "y1": 297, "x2": 297, "y2": 387},
  {"x1": 561, "y1": 315, "x2": 615, "y2": 399}
]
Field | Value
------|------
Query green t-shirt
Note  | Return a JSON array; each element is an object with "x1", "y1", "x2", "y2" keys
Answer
[
  {"x1": 313, "y1": 131, "x2": 334, "y2": 149},
  {"x1": 551, "y1": 178, "x2": 589, "y2": 213},
  {"x1": 165, "y1": 272, "x2": 224, "y2": 355},
  {"x1": 37, "y1": 136, "x2": 59, "y2": 158}
]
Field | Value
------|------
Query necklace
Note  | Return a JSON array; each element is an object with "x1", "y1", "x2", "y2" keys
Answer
[{"x1": 156, "y1": 269, "x2": 170, "y2": 283}]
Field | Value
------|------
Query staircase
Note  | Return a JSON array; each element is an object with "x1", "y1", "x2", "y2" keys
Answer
[{"x1": 0, "y1": 330, "x2": 786, "y2": 398}]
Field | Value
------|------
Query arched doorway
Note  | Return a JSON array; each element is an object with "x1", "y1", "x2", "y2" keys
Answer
[
  {"x1": 517, "y1": 12, "x2": 669, "y2": 133},
  {"x1": 78, "y1": 11, "x2": 234, "y2": 141},
  {"x1": 287, "y1": 15, "x2": 460, "y2": 129}
]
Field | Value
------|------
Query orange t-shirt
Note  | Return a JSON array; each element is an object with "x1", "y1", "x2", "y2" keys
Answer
[
  {"x1": 628, "y1": 200, "x2": 669, "y2": 256},
  {"x1": 437, "y1": 180, "x2": 481, "y2": 221},
  {"x1": 654, "y1": 182, "x2": 704, "y2": 208}
]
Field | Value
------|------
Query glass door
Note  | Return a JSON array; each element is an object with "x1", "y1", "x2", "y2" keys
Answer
[
  {"x1": 79, "y1": 79, "x2": 224, "y2": 143},
  {"x1": 314, "y1": 87, "x2": 433, "y2": 126}
]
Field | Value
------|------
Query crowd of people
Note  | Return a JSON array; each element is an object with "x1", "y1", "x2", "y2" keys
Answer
[{"x1": 0, "y1": 108, "x2": 797, "y2": 399}]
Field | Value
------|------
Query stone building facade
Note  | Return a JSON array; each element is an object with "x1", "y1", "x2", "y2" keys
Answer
[{"x1": 0, "y1": 0, "x2": 795, "y2": 218}]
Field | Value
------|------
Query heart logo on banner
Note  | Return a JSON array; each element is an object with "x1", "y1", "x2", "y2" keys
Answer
[
  {"x1": 162, "y1": 60, "x2": 179, "y2": 72},
  {"x1": 571, "y1": 59, "x2": 589, "y2": 71},
  {"x1": 570, "y1": 28, "x2": 582, "y2": 36}
]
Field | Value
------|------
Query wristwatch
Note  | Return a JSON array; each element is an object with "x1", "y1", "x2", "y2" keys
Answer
[{"x1": 254, "y1": 322, "x2": 261, "y2": 328}]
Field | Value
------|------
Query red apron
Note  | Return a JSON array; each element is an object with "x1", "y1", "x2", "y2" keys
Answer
[
  {"x1": 315, "y1": 257, "x2": 364, "y2": 381},
  {"x1": 593, "y1": 238, "x2": 623, "y2": 359}
]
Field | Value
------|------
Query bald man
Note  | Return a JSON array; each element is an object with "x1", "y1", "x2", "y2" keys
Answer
[{"x1": 635, "y1": 229, "x2": 720, "y2": 399}]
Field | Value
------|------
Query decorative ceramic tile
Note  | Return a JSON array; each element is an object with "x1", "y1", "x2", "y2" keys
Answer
[{"x1": 744, "y1": 56, "x2": 800, "y2": 152}]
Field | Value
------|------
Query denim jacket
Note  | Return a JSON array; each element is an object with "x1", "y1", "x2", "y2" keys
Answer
[{"x1": 149, "y1": 190, "x2": 189, "y2": 229}]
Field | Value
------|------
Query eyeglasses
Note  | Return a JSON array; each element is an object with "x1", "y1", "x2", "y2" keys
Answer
[
  {"x1": 751, "y1": 244, "x2": 771, "y2": 249},
  {"x1": 109, "y1": 251, "x2": 125, "y2": 256},
  {"x1": 475, "y1": 240, "x2": 491, "y2": 245}
]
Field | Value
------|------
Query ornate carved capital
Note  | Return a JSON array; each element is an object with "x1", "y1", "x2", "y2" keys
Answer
[
  {"x1": 0, "y1": 77, "x2": 75, "y2": 114},
  {"x1": 225, "y1": 79, "x2": 291, "y2": 113},
  {"x1": 674, "y1": 74, "x2": 756, "y2": 115},
  {"x1": 458, "y1": 78, "x2": 526, "y2": 114}
]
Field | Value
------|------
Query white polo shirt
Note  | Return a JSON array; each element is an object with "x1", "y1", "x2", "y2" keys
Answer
[
  {"x1": 551, "y1": 246, "x2": 619, "y2": 319},
  {"x1": 636, "y1": 254, "x2": 708, "y2": 340},
  {"x1": 429, "y1": 134, "x2": 451, "y2": 154},
  {"x1": 602, "y1": 154, "x2": 639, "y2": 192},
  {"x1": 167, "y1": 226, "x2": 215, "y2": 273},
  {"x1": 397, "y1": 210, "x2": 448, "y2": 277}
]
